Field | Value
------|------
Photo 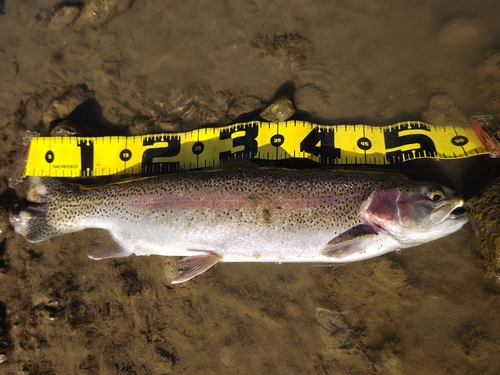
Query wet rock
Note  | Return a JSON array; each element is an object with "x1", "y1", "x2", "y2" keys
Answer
[
  {"x1": 155, "y1": 347, "x2": 177, "y2": 369},
  {"x1": 250, "y1": 33, "x2": 311, "y2": 70},
  {"x1": 437, "y1": 18, "x2": 490, "y2": 52},
  {"x1": 0, "y1": 301, "x2": 13, "y2": 361},
  {"x1": 79, "y1": 355, "x2": 99, "y2": 374},
  {"x1": 76, "y1": 0, "x2": 136, "y2": 30},
  {"x1": 115, "y1": 262, "x2": 143, "y2": 296},
  {"x1": 42, "y1": 0, "x2": 135, "y2": 31},
  {"x1": 0, "y1": 238, "x2": 8, "y2": 275},
  {"x1": 0, "y1": 210, "x2": 7, "y2": 245},
  {"x1": 475, "y1": 51, "x2": 500, "y2": 117},
  {"x1": 22, "y1": 360, "x2": 56, "y2": 375},
  {"x1": 469, "y1": 177, "x2": 500, "y2": 280},
  {"x1": 455, "y1": 321, "x2": 487, "y2": 359},
  {"x1": 138, "y1": 85, "x2": 232, "y2": 133},
  {"x1": 421, "y1": 93, "x2": 468, "y2": 125},
  {"x1": 315, "y1": 307, "x2": 364, "y2": 355},
  {"x1": 49, "y1": 119, "x2": 94, "y2": 136},
  {"x1": 68, "y1": 298, "x2": 96, "y2": 328},
  {"x1": 46, "y1": 3, "x2": 82, "y2": 30},
  {"x1": 362, "y1": 81, "x2": 373, "y2": 94},
  {"x1": 294, "y1": 84, "x2": 330, "y2": 118},
  {"x1": 42, "y1": 86, "x2": 95, "y2": 130},
  {"x1": 259, "y1": 95, "x2": 296, "y2": 122},
  {"x1": 225, "y1": 95, "x2": 263, "y2": 123},
  {"x1": 0, "y1": 189, "x2": 17, "y2": 245}
]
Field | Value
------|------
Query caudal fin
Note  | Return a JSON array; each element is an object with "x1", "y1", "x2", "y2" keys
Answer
[{"x1": 11, "y1": 177, "x2": 77, "y2": 242}]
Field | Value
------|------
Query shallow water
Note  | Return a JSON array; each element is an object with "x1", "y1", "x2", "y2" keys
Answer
[{"x1": 1, "y1": 0, "x2": 500, "y2": 374}]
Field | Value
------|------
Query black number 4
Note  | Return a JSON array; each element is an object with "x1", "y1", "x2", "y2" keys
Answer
[{"x1": 299, "y1": 128, "x2": 340, "y2": 164}]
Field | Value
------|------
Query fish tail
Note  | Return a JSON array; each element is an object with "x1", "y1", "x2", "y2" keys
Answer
[{"x1": 11, "y1": 177, "x2": 79, "y2": 242}]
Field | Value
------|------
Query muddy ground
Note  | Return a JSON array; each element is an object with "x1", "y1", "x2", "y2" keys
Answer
[{"x1": 1, "y1": 0, "x2": 500, "y2": 374}]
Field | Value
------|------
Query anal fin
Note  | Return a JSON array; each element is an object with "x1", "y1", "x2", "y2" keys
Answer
[
  {"x1": 172, "y1": 251, "x2": 222, "y2": 284},
  {"x1": 87, "y1": 244, "x2": 131, "y2": 260},
  {"x1": 322, "y1": 224, "x2": 378, "y2": 259}
]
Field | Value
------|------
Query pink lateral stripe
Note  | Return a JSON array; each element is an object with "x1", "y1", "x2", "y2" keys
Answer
[{"x1": 118, "y1": 191, "x2": 334, "y2": 211}]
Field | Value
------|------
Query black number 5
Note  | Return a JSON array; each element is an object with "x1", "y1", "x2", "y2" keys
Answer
[{"x1": 384, "y1": 123, "x2": 437, "y2": 163}]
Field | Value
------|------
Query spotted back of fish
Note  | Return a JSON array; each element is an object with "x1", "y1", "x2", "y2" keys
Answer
[{"x1": 14, "y1": 168, "x2": 391, "y2": 246}]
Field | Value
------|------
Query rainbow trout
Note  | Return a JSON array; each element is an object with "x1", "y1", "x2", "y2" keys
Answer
[{"x1": 11, "y1": 168, "x2": 468, "y2": 283}]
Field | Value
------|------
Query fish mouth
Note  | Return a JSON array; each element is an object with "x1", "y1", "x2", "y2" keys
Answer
[
  {"x1": 449, "y1": 206, "x2": 468, "y2": 219},
  {"x1": 431, "y1": 200, "x2": 468, "y2": 224},
  {"x1": 444, "y1": 200, "x2": 469, "y2": 221}
]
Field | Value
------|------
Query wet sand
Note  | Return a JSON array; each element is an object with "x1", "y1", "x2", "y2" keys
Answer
[{"x1": 1, "y1": 0, "x2": 500, "y2": 374}]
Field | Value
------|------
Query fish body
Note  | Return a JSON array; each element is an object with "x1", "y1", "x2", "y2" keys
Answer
[{"x1": 11, "y1": 168, "x2": 468, "y2": 283}]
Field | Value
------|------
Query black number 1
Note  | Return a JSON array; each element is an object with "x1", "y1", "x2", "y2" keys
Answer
[{"x1": 77, "y1": 140, "x2": 94, "y2": 176}]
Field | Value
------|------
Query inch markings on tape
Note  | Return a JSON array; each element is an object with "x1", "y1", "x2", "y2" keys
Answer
[{"x1": 21, "y1": 120, "x2": 488, "y2": 177}]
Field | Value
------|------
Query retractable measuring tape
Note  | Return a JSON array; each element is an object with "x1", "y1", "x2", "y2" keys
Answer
[{"x1": 11, "y1": 116, "x2": 499, "y2": 182}]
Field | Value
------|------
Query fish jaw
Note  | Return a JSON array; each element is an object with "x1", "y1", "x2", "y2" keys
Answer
[{"x1": 360, "y1": 184, "x2": 469, "y2": 248}]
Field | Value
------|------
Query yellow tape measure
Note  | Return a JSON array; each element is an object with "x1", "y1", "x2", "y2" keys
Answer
[{"x1": 21, "y1": 120, "x2": 488, "y2": 177}]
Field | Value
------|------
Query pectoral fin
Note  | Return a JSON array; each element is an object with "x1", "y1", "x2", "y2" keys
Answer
[
  {"x1": 172, "y1": 251, "x2": 223, "y2": 284},
  {"x1": 322, "y1": 224, "x2": 378, "y2": 259},
  {"x1": 87, "y1": 230, "x2": 132, "y2": 260}
]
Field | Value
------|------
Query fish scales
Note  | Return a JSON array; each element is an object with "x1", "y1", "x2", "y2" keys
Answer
[
  {"x1": 36, "y1": 169, "x2": 377, "y2": 237},
  {"x1": 12, "y1": 168, "x2": 468, "y2": 283}
]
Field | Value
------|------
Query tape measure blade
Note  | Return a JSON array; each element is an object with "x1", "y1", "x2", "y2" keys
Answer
[{"x1": 20, "y1": 120, "x2": 492, "y2": 178}]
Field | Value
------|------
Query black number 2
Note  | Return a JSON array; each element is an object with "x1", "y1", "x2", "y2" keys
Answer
[{"x1": 142, "y1": 136, "x2": 181, "y2": 174}]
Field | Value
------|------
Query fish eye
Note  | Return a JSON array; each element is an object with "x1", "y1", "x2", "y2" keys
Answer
[{"x1": 427, "y1": 189, "x2": 444, "y2": 202}]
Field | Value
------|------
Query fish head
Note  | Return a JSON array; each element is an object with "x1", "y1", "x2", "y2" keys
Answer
[{"x1": 360, "y1": 182, "x2": 468, "y2": 247}]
